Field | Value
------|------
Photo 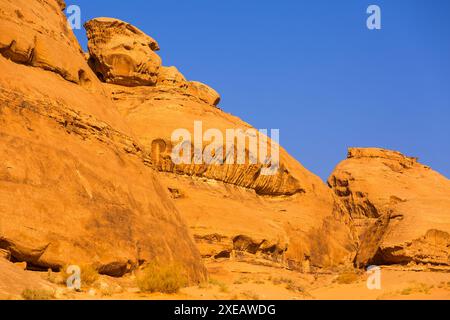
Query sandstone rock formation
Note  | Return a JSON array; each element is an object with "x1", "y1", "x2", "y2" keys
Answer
[
  {"x1": 92, "y1": 21, "x2": 357, "y2": 270},
  {"x1": 13, "y1": 0, "x2": 450, "y2": 287},
  {"x1": 329, "y1": 148, "x2": 450, "y2": 267},
  {"x1": 0, "y1": 0, "x2": 205, "y2": 282},
  {"x1": 187, "y1": 81, "x2": 221, "y2": 106},
  {"x1": 3, "y1": 0, "x2": 450, "y2": 301},
  {"x1": 157, "y1": 66, "x2": 188, "y2": 88},
  {"x1": 0, "y1": 0, "x2": 98, "y2": 88},
  {"x1": 111, "y1": 85, "x2": 306, "y2": 197},
  {"x1": 85, "y1": 18, "x2": 162, "y2": 86}
]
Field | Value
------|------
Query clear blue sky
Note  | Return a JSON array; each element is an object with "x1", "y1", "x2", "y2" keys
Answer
[{"x1": 68, "y1": 0, "x2": 450, "y2": 181}]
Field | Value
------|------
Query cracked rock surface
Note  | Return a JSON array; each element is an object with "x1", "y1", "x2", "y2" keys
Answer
[{"x1": 329, "y1": 148, "x2": 450, "y2": 267}]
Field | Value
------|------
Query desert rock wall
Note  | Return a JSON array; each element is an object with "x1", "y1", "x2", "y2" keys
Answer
[
  {"x1": 0, "y1": 0, "x2": 206, "y2": 282},
  {"x1": 329, "y1": 148, "x2": 450, "y2": 267}
]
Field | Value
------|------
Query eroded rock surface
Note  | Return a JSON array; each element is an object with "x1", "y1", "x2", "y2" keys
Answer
[
  {"x1": 187, "y1": 81, "x2": 221, "y2": 106},
  {"x1": 329, "y1": 148, "x2": 450, "y2": 267},
  {"x1": 157, "y1": 66, "x2": 188, "y2": 88},
  {"x1": 0, "y1": 0, "x2": 98, "y2": 88},
  {"x1": 0, "y1": 1, "x2": 359, "y2": 292},
  {"x1": 0, "y1": 0, "x2": 205, "y2": 282},
  {"x1": 108, "y1": 84, "x2": 309, "y2": 197},
  {"x1": 85, "y1": 17, "x2": 162, "y2": 86},
  {"x1": 95, "y1": 19, "x2": 357, "y2": 270}
]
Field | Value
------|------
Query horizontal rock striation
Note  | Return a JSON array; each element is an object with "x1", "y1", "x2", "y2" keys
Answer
[{"x1": 0, "y1": 1, "x2": 359, "y2": 284}]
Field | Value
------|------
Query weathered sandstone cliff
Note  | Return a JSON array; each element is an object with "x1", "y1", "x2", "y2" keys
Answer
[
  {"x1": 84, "y1": 17, "x2": 358, "y2": 270},
  {"x1": 0, "y1": 0, "x2": 205, "y2": 281},
  {"x1": 329, "y1": 148, "x2": 450, "y2": 267}
]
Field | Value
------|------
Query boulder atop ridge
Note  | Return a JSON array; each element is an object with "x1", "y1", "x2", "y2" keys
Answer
[{"x1": 85, "y1": 17, "x2": 162, "y2": 86}]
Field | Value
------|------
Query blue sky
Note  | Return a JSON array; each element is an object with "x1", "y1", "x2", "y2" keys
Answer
[{"x1": 68, "y1": 0, "x2": 450, "y2": 180}]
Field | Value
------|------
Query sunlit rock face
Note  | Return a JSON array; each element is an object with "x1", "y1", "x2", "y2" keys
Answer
[
  {"x1": 329, "y1": 148, "x2": 450, "y2": 267},
  {"x1": 0, "y1": 0, "x2": 206, "y2": 282},
  {"x1": 0, "y1": 0, "x2": 98, "y2": 87},
  {"x1": 84, "y1": 17, "x2": 162, "y2": 86},
  {"x1": 0, "y1": 0, "x2": 358, "y2": 283}
]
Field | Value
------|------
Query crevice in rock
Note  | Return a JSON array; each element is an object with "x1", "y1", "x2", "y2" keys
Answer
[{"x1": 353, "y1": 213, "x2": 391, "y2": 268}]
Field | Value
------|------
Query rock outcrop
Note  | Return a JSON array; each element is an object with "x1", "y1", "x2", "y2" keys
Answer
[
  {"x1": 84, "y1": 17, "x2": 222, "y2": 108},
  {"x1": 187, "y1": 81, "x2": 221, "y2": 106},
  {"x1": 0, "y1": 0, "x2": 358, "y2": 284},
  {"x1": 0, "y1": 0, "x2": 98, "y2": 88},
  {"x1": 157, "y1": 66, "x2": 187, "y2": 88},
  {"x1": 0, "y1": 0, "x2": 205, "y2": 282},
  {"x1": 107, "y1": 82, "x2": 307, "y2": 197},
  {"x1": 329, "y1": 148, "x2": 450, "y2": 267},
  {"x1": 3, "y1": 0, "x2": 450, "y2": 301},
  {"x1": 92, "y1": 21, "x2": 357, "y2": 270},
  {"x1": 85, "y1": 18, "x2": 162, "y2": 86}
]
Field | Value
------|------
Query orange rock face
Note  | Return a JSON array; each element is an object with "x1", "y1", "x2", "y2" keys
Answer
[
  {"x1": 95, "y1": 25, "x2": 357, "y2": 269},
  {"x1": 0, "y1": 0, "x2": 205, "y2": 281},
  {"x1": 6, "y1": 0, "x2": 449, "y2": 291},
  {"x1": 84, "y1": 18, "x2": 162, "y2": 86},
  {"x1": 0, "y1": 0, "x2": 98, "y2": 87},
  {"x1": 329, "y1": 148, "x2": 450, "y2": 267}
]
